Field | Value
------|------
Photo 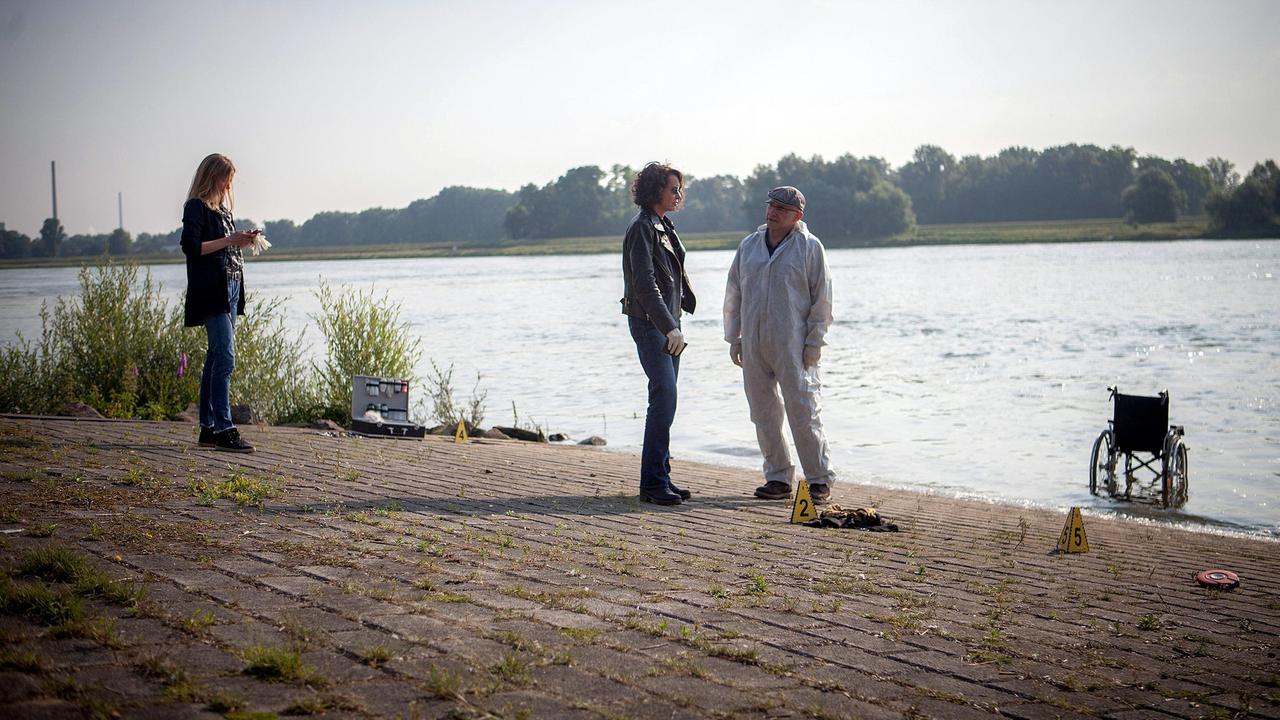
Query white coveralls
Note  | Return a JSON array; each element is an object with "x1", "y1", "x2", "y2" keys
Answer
[{"x1": 723, "y1": 220, "x2": 835, "y2": 487}]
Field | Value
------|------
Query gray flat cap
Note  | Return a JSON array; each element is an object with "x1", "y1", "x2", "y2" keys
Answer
[{"x1": 767, "y1": 186, "x2": 805, "y2": 212}]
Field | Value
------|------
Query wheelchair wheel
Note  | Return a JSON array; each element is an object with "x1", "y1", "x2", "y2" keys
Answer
[
  {"x1": 1162, "y1": 440, "x2": 1189, "y2": 509},
  {"x1": 1089, "y1": 430, "x2": 1115, "y2": 497}
]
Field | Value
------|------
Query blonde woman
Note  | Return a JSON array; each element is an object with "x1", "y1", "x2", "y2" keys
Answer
[{"x1": 180, "y1": 153, "x2": 259, "y2": 452}]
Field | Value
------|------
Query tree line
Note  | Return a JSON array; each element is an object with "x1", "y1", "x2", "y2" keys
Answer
[{"x1": 4, "y1": 145, "x2": 1276, "y2": 259}]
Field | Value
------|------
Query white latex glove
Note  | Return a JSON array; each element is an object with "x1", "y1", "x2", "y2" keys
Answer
[
  {"x1": 803, "y1": 345, "x2": 821, "y2": 368},
  {"x1": 665, "y1": 328, "x2": 685, "y2": 355},
  {"x1": 249, "y1": 232, "x2": 271, "y2": 256},
  {"x1": 729, "y1": 341, "x2": 743, "y2": 367}
]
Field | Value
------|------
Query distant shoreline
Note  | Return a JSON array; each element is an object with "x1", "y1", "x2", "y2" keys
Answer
[{"x1": 3, "y1": 216, "x2": 1274, "y2": 270}]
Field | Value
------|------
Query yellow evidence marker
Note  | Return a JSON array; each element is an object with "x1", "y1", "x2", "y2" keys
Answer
[
  {"x1": 454, "y1": 420, "x2": 469, "y2": 443},
  {"x1": 791, "y1": 480, "x2": 819, "y2": 524},
  {"x1": 1056, "y1": 507, "x2": 1089, "y2": 553}
]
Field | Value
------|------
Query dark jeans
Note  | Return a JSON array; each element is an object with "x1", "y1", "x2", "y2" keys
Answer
[
  {"x1": 199, "y1": 278, "x2": 240, "y2": 432},
  {"x1": 629, "y1": 316, "x2": 680, "y2": 491}
]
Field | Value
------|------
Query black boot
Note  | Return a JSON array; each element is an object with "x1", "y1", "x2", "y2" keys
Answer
[
  {"x1": 639, "y1": 485, "x2": 682, "y2": 506},
  {"x1": 667, "y1": 481, "x2": 692, "y2": 500}
]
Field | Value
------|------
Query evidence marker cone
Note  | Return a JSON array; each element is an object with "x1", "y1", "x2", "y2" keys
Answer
[
  {"x1": 454, "y1": 421, "x2": 469, "y2": 443},
  {"x1": 791, "y1": 480, "x2": 819, "y2": 524},
  {"x1": 1056, "y1": 507, "x2": 1089, "y2": 553}
]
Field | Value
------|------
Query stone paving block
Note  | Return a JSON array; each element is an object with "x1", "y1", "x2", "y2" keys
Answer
[
  {"x1": 308, "y1": 591, "x2": 407, "y2": 621},
  {"x1": 255, "y1": 574, "x2": 330, "y2": 598},
  {"x1": 0, "y1": 670, "x2": 44, "y2": 704},
  {"x1": 202, "y1": 579, "x2": 300, "y2": 611},
  {"x1": 125, "y1": 703, "x2": 224, "y2": 719},
  {"x1": 529, "y1": 607, "x2": 612, "y2": 630},
  {"x1": 771, "y1": 685, "x2": 904, "y2": 720},
  {"x1": 74, "y1": 663, "x2": 165, "y2": 699},
  {"x1": 2, "y1": 698, "x2": 97, "y2": 720},
  {"x1": 171, "y1": 640, "x2": 252, "y2": 676},
  {"x1": 805, "y1": 642, "x2": 917, "y2": 678},
  {"x1": 258, "y1": 605, "x2": 365, "y2": 635},
  {"x1": 475, "y1": 688, "x2": 600, "y2": 720},
  {"x1": 570, "y1": 644, "x2": 657, "y2": 682},
  {"x1": 344, "y1": 680, "x2": 447, "y2": 717},
  {"x1": 212, "y1": 556, "x2": 284, "y2": 578},
  {"x1": 902, "y1": 694, "x2": 1023, "y2": 720},
  {"x1": 896, "y1": 669, "x2": 1030, "y2": 711},
  {"x1": 635, "y1": 673, "x2": 772, "y2": 713},
  {"x1": 112, "y1": 615, "x2": 186, "y2": 648},
  {"x1": 362, "y1": 612, "x2": 453, "y2": 644},
  {"x1": 892, "y1": 648, "x2": 1010, "y2": 684},
  {"x1": 533, "y1": 663, "x2": 641, "y2": 707},
  {"x1": 999, "y1": 699, "x2": 1099, "y2": 720},
  {"x1": 207, "y1": 615, "x2": 288, "y2": 649},
  {"x1": 802, "y1": 662, "x2": 906, "y2": 703},
  {"x1": 199, "y1": 673, "x2": 309, "y2": 712}
]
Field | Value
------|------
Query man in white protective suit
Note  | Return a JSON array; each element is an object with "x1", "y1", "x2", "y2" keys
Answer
[{"x1": 723, "y1": 186, "x2": 836, "y2": 504}]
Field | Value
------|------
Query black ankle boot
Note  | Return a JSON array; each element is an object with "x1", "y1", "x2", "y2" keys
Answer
[
  {"x1": 639, "y1": 486, "x2": 682, "y2": 506},
  {"x1": 667, "y1": 482, "x2": 692, "y2": 500}
]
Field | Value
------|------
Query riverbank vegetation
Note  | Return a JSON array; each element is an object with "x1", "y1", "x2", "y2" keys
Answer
[
  {"x1": 3, "y1": 145, "x2": 1275, "y2": 262},
  {"x1": 0, "y1": 260, "x2": 477, "y2": 429}
]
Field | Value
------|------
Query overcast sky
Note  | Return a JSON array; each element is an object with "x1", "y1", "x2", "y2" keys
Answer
[{"x1": 1, "y1": 0, "x2": 1276, "y2": 236}]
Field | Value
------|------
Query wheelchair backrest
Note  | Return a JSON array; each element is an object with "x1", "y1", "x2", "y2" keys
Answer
[{"x1": 1113, "y1": 392, "x2": 1169, "y2": 453}]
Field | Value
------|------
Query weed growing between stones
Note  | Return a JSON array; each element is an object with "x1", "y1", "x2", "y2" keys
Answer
[
  {"x1": 422, "y1": 665, "x2": 464, "y2": 700},
  {"x1": 360, "y1": 644, "x2": 395, "y2": 667},
  {"x1": 0, "y1": 646, "x2": 49, "y2": 673},
  {"x1": 241, "y1": 644, "x2": 325, "y2": 687},
  {"x1": 191, "y1": 470, "x2": 280, "y2": 507}
]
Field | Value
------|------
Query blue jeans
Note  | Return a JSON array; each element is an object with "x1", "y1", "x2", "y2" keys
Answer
[
  {"x1": 629, "y1": 316, "x2": 680, "y2": 491},
  {"x1": 199, "y1": 278, "x2": 240, "y2": 432}
]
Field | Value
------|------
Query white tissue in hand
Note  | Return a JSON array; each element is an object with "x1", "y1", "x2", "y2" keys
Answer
[{"x1": 249, "y1": 233, "x2": 272, "y2": 256}]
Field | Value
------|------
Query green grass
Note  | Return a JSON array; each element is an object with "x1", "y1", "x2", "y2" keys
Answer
[
  {"x1": 14, "y1": 547, "x2": 144, "y2": 606},
  {"x1": 0, "y1": 647, "x2": 49, "y2": 673},
  {"x1": 894, "y1": 216, "x2": 1212, "y2": 247},
  {"x1": 559, "y1": 627, "x2": 603, "y2": 643},
  {"x1": 191, "y1": 470, "x2": 280, "y2": 507},
  {"x1": 241, "y1": 645, "x2": 324, "y2": 686},
  {"x1": 360, "y1": 645, "x2": 395, "y2": 667},
  {"x1": 0, "y1": 576, "x2": 87, "y2": 626},
  {"x1": 423, "y1": 665, "x2": 463, "y2": 700},
  {"x1": 3, "y1": 218, "x2": 1226, "y2": 274},
  {"x1": 490, "y1": 652, "x2": 531, "y2": 685}
]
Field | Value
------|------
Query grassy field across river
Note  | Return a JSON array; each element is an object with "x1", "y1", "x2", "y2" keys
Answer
[{"x1": 0, "y1": 215, "x2": 1244, "y2": 269}]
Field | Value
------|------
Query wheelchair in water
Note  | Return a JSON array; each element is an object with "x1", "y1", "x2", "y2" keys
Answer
[{"x1": 1089, "y1": 387, "x2": 1189, "y2": 509}]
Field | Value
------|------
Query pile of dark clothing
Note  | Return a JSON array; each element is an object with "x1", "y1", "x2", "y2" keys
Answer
[{"x1": 802, "y1": 505, "x2": 898, "y2": 532}]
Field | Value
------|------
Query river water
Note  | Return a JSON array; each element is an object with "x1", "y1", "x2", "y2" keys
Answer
[{"x1": 2, "y1": 240, "x2": 1277, "y2": 537}]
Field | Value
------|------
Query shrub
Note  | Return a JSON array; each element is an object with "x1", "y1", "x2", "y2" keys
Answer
[
  {"x1": 0, "y1": 261, "x2": 201, "y2": 417},
  {"x1": 312, "y1": 279, "x2": 421, "y2": 424},
  {"x1": 418, "y1": 361, "x2": 487, "y2": 429},
  {"x1": 231, "y1": 296, "x2": 320, "y2": 424}
]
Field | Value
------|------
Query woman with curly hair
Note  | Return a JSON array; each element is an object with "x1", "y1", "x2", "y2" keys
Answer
[{"x1": 619, "y1": 162, "x2": 697, "y2": 505}]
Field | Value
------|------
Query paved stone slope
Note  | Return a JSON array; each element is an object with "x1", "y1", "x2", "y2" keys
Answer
[{"x1": 0, "y1": 416, "x2": 1276, "y2": 719}]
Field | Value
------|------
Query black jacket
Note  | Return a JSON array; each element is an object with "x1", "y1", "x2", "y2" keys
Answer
[
  {"x1": 620, "y1": 209, "x2": 696, "y2": 334},
  {"x1": 180, "y1": 198, "x2": 246, "y2": 327}
]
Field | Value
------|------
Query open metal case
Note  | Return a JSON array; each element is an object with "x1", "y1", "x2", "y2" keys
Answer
[{"x1": 350, "y1": 374, "x2": 427, "y2": 438}]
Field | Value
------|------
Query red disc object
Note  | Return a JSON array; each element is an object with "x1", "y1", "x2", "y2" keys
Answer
[{"x1": 1195, "y1": 569, "x2": 1240, "y2": 590}]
